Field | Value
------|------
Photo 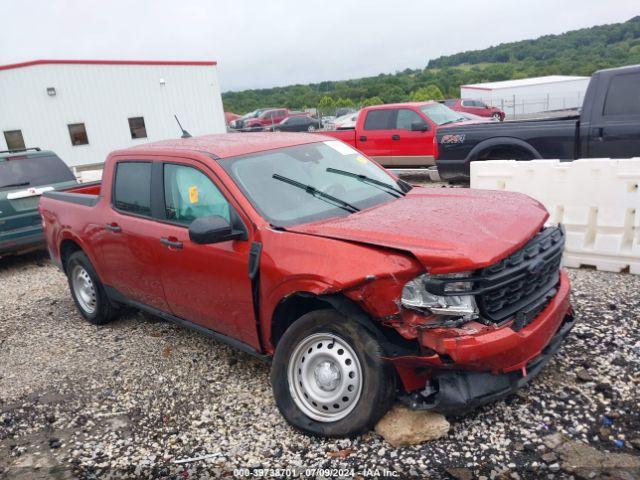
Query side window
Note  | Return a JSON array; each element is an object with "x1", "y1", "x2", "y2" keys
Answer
[
  {"x1": 395, "y1": 109, "x2": 426, "y2": 130},
  {"x1": 113, "y1": 162, "x2": 152, "y2": 216},
  {"x1": 363, "y1": 110, "x2": 394, "y2": 130},
  {"x1": 603, "y1": 73, "x2": 640, "y2": 116},
  {"x1": 164, "y1": 164, "x2": 230, "y2": 226}
]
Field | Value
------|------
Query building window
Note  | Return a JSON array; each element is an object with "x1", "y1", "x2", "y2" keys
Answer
[
  {"x1": 128, "y1": 117, "x2": 147, "y2": 139},
  {"x1": 3, "y1": 130, "x2": 26, "y2": 150},
  {"x1": 68, "y1": 123, "x2": 89, "y2": 146}
]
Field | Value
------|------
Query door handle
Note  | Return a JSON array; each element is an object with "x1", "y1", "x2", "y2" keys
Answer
[
  {"x1": 160, "y1": 237, "x2": 183, "y2": 249},
  {"x1": 359, "y1": 136, "x2": 367, "y2": 142},
  {"x1": 105, "y1": 222, "x2": 121, "y2": 233},
  {"x1": 391, "y1": 134, "x2": 401, "y2": 141}
]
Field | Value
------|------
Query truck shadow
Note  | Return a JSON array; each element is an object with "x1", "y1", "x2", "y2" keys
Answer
[{"x1": 0, "y1": 249, "x2": 49, "y2": 271}]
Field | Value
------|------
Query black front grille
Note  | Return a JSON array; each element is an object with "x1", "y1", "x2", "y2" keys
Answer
[
  {"x1": 422, "y1": 226, "x2": 564, "y2": 329},
  {"x1": 476, "y1": 227, "x2": 564, "y2": 325}
]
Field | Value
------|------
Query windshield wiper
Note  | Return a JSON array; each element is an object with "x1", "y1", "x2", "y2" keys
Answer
[
  {"x1": 326, "y1": 168, "x2": 404, "y2": 197},
  {"x1": 272, "y1": 174, "x2": 360, "y2": 214},
  {"x1": 0, "y1": 181, "x2": 30, "y2": 189}
]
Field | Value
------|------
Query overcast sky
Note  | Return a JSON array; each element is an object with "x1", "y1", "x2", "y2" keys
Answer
[{"x1": 0, "y1": 1, "x2": 637, "y2": 92}]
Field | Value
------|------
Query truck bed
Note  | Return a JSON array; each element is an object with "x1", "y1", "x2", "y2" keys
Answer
[{"x1": 43, "y1": 181, "x2": 102, "y2": 206}]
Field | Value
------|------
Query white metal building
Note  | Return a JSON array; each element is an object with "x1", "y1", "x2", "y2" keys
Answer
[
  {"x1": 460, "y1": 75, "x2": 590, "y2": 117},
  {"x1": 0, "y1": 60, "x2": 225, "y2": 168}
]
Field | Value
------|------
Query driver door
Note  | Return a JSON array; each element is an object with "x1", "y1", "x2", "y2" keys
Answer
[
  {"x1": 390, "y1": 108, "x2": 434, "y2": 166},
  {"x1": 153, "y1": 159, "x2": 257, "y2": 345}
]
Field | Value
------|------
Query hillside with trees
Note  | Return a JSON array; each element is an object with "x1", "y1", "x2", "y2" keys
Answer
[{"x1": 222, "y1": 16, "x2": 640, "y2": 114}]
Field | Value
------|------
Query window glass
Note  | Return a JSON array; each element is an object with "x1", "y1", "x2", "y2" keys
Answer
[
  {"x1": 128, "y1": 117, "x2": 147, "y2": 139},
  {"x1": 164, "y1": 164, "x2": 230, "y2": 226},
  {"x1": 0, "y1": 155, "x2": 75, "y2": 189},
  {"x1": 395, "y1": 109, "x2": 426, "y2": 130},
  {"x1": 4, "y1": 130, "x2": 25, "y2": 150},
  {"x1": 113, "y1": 162, "x2": 151, "y2": 216},
  {"x1": 363, "y1": 110, "x2": 394, "y2": 130},
  {"x1": 68, "y1": 123, "x2": 89, "y2": 146},
  {"x1": 419, "y1": 103, "x2": 466, "y2": 126},
  {"x1": 443, "y1": 100, "x2": 457, "y2": 106},
  {"x1": 220, "y1": 141, "x2": 403, "y2": 227},
  {"x1": 603, "y1": 73, "x2": 640, "y2": 116}
]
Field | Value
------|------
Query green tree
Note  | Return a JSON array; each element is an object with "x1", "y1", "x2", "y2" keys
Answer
[
  {"x1": 410, "y1": 85, "x2": 445, "y2": 101},
  {"x1": 361, "y1": 96, "x2": 384, "y2": 107},
  {"x1": 335, "y1": 97, "x2": 356, "y2": 109},
  {"x1": 318, "y1": 95, "x2": 336, "y2": 116}
]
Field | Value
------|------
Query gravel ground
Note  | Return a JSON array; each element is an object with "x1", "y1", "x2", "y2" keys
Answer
[{"x1": 1, "y1": 236, "x2": 639, "y2": 478}]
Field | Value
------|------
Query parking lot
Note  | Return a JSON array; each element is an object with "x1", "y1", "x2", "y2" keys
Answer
[{"x1": 1, "y1": 180, "x2": 639, "y2": 479}]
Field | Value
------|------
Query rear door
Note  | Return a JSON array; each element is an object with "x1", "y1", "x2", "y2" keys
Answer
[
  {"x1": 587, "y1": 71, "x2": 640, "y2": 158},
  {"x1": 97, "y1": 160, "x2": 169, "y2": 311},
  {"x1": 358, "y1": 109, "x2": 395, "y2": 164},
  {"x1": 153, "y1": 158, "x2": 256, "y2": 344},
  {"x1": 390, "y1": 108, "x2": 434, "y2": 166}
]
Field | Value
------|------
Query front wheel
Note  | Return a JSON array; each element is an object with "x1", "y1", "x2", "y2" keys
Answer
[
  {"x1": 271, "y1": 309, "x2": 396, "y2": 436},
  {"x1": 492, "y1": 112, "x2": 502, "y2": 121},
  {"x1": 307, "y1": 124, "x2": 316, "y2": 132}
]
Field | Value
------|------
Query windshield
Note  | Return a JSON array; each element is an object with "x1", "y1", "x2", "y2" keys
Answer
[
  {"x1": 220, "y1": 141, "x2": 405, "y2": 227},
  {"x1": 420, "y1": 103, "x2": 466, "y2": 126},
  {"x1": 0, "y1": 155, "x2": 75, "y2": 189},
  {"x1": 242, "y1": 110, "x2": 261, "y2": 120}
]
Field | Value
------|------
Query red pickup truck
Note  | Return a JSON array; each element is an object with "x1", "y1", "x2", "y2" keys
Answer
[
  {"x1": 242, "y1": 108, "x2": 292, "y2": 131},
  {"x1": 40, "y1": 133, "x2": 574, "y2": 436},
  {"x1": 322, "y1": 101, "x2": 473, "y2": 167}
]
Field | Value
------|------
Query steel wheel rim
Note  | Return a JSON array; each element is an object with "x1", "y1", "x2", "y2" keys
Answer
[
  {"x1": 71, "y1": 265, "x2": 97, "y2": 314},
  {"x1": 287, "y1": 332, "x2": 363, "y2": 422}
]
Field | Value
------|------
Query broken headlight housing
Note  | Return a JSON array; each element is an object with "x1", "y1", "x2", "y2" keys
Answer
[{"x1": 401, "y1": 272, "x2": 478, "y2": 319}]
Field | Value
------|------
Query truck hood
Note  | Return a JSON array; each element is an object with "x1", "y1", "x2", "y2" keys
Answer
[{"x1": 286, "y1": 187, "x2": 548, "y2": 274}]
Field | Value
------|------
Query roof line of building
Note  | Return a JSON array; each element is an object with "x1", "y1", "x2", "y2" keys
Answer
[
  {"x1": 0, "y1": 59, "x2": 217, "y2": 71},
  {"x1": 461, "y1": 75, "x2": 589, "y2": 90}
]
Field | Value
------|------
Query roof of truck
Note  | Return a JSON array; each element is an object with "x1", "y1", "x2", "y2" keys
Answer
[{"x1": 120, "y1": 132, "x2": 331, "y2": 159}]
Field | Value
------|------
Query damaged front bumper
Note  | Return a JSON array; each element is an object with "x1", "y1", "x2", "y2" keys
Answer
[{"x1": 399, "y1": 311, "x2": 575, "y2": 414}]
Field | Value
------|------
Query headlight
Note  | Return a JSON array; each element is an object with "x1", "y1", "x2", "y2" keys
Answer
[{"x1": 401, "y1": 272, "x2": 478, "y2": 319}]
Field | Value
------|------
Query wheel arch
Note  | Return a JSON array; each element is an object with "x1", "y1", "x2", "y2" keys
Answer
[
  {"x1": 467, "y1": 137, "x2": 542, "y2": 162},
  {"x1": 59, "y1": 237, "x2": 84, "y2": 273},
  {"x1": 269, "y1": 292, "x2": 419, "y2": 357}
]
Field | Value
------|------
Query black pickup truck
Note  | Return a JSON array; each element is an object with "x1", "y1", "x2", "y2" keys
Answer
[{"x1": 435, "y1": 64, "x2": 640, "y2": 182}]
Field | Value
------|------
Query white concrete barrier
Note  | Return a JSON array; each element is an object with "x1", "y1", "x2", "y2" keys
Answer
[{"x1": 471, "y1": 159, "x2": 640, "y2": 274}]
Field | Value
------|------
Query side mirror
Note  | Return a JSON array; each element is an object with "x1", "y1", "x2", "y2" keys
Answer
[
  {"x1": 411, "y1": 121, "x2": 429, "y2": 132},
  {"x1": 189, "y1": 215, "x2": 243, "y2": 244}
]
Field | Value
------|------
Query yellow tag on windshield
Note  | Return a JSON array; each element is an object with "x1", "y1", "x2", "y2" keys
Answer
[
  {"x1": 356, "y1": 155, "x2": 368, "y2": 164},
  {"x1": 189, "y1": 186, "x2": 199, "y2": 204}
]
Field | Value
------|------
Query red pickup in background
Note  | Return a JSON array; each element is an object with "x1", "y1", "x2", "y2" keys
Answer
[{"x1": 322, "y1": 101, "x2": 476, "y2": 167}]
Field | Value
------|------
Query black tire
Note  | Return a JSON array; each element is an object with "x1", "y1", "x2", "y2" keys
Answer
[
  {"x1": 271, "y1": 309, "x2": 396, "y2": 436},
  {"x1": 66, "y1": 251, "x2": 117, "y2": 325}
]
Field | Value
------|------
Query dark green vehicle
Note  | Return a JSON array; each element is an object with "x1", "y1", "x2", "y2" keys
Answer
[{"x1": 0, "y1": 148, "x2": 77, "y2": 258}]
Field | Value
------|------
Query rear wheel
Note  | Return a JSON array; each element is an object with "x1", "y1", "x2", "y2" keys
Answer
[
  {"x1": 271, "y1": 309, "x2": 396, "y2": 436},
  {"x1": 307, "y1": 124, "x2": 316, "y2": 132},
  {"x1": 66, "y1": 251, "x2": 117, "y2": 325}
]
